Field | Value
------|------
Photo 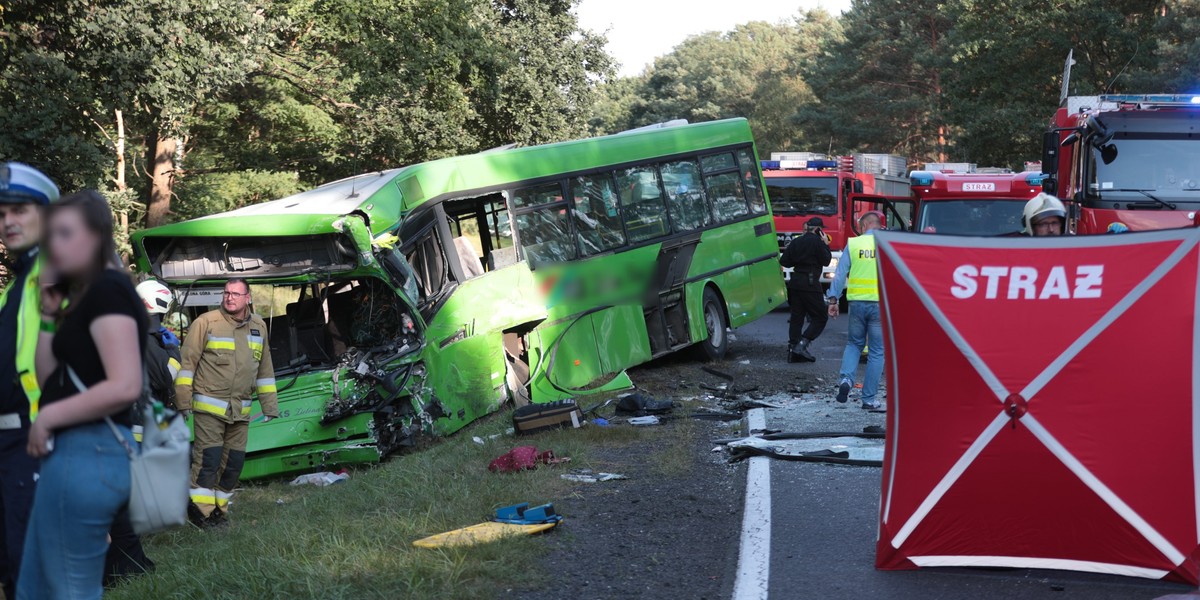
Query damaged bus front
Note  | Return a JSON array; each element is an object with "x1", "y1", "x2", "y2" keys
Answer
[{"x1": 131, "y1": 173, "x2": 546, "y2": 479}]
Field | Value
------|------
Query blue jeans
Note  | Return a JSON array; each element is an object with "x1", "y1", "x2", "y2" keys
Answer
[
  {"x1": 18, "y1": 422, "x2": 132, "y2": 600},
  {"x1": 839, "y1": 301, "x2": 885, "y2": 405}
]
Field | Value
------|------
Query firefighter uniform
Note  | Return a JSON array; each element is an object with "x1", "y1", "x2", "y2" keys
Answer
[{"x1": 175, "y1": 309, "x2": 279, "y2": 518}]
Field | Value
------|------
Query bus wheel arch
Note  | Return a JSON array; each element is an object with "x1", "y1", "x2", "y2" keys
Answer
[{"x1": 698, "y1": 284, "x2": 730, "y2": 360}]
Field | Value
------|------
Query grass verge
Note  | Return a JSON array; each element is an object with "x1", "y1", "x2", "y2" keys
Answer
[{"x1": 107, "y1": 413, "x2": 654, "y2": 600}]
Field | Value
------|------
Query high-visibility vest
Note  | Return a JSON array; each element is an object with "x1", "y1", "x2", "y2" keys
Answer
[
  {"x1": 846, "y1": 234, "x2": 879, "y2": 302},
  {"x1": 0, "y1": 256, "x2": 43, "y2": 420}
]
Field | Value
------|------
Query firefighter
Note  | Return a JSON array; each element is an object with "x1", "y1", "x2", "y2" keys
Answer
[
  {"x1": 780, "y1": 217, "x2": 832, "y2": 363},
  {"x1": 136, "y1": 279, "x2": 182, "y2": 411},
  {"x1": 1023, "y1": 193, "x2": 1067, "y2": 236},
  {"x1": 175, "y1": 278, "x2": 278, "y2": 527},
  {"x1": 827, "y1": 211, "x2": 885, "y2": 410},
  {"x1": 0, "y1": 162, "x2": 57, "y2": 598}
]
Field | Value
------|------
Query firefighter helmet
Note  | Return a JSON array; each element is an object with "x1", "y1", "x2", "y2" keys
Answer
[
  {"x1": 136, "y1": 279, "x2": 174, "y2": 315},
  {"x1": 1022, "y1": 193, "x2": 1066, "y2": 235}
]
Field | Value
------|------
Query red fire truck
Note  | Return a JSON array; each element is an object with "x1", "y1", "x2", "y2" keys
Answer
[
  {"x1": 1042, "y1": 92, "x2": 1200, "y2": 234},
  {"x1": 911, "y1": 169, "x2": 1045, "y2": 235},
  {"x1": 761, "y1": 153, "x2": 913, "y2": 285}
]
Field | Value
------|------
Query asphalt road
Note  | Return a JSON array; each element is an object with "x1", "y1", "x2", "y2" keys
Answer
[{"x1": 732, "y1": 310, "x2": 1195, "y2": 600}]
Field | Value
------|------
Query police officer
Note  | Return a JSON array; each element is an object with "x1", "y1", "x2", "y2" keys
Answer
[
  {"x1": 0, "y1": 163, "x2": 57, "y2": 597},
  {"x1": 176, "y1": 278, "x2": 279, "y2": 526},
  {"x1": 780, "y1": 217, "x2": 832, "y2": 362},
  {"x1": 827, "y1": 211, "x2": 885, "y2": 410},
  {"x1": 1023, "y1": 193, "x2": 1067, "y2": 236}
]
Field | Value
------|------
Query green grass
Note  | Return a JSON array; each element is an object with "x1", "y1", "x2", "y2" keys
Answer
[{"x1": 109, "y1": 413, "x2": 647, "y2": 600}]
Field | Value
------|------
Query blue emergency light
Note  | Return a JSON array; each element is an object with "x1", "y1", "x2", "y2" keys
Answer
[
  {"x1": 760, "y1": 160, "x2": 781, "y2": 170},
  {"x1": 1192, "y1": 96, "x2": 1200, "y2": 105},
  {"x1": 807, "y1": 159, "x2": 839, "y2": 170},
  {"x1": 910, "y1": 171, "x2": 934, "y2": 187},
  {"x1": 1025, "y1": 173, "x2": 1047, "y2": 186}
]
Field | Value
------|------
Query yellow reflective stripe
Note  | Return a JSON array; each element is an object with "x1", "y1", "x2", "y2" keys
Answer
[
  {"x1": 255, "y1": 378, "x2": 277, "y2": 394},
  {"x1": 167, "y1": 357, "x2": 181, "y2": 378},
  {"x1": 190, "y1": 488, "x2": 216, "y2": 505},
  {"x1": 174, "y1": 369, "x2": 194, "y2": 386},
  {"x1": 240, "y1": 400, "x2": 253, "y2": 416},
  {"x1": 132, "y1": 424, "x2": 144, "y2": 443},
  {"x1": 194, "y1": 394, "x2": 230, "y2": 416},
  {"x1": 215, "y1": 490, "x2": 233, "y2": 507},
  {"x1": 205, "y1": 340, "x2": 235, "y2": 351}
]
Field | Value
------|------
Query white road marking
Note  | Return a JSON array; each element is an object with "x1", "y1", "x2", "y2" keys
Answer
[{"x1": 733, "y1": 408, "x2": 771, "y2": 600}]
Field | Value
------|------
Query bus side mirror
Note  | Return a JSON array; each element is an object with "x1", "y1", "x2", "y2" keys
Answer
[
  {"x1": 1041, "y1": 131, "x2": 1060, "y2": 176},
  {"x1": 853, "y1": 180, "x2": 864, "y2": 194}
]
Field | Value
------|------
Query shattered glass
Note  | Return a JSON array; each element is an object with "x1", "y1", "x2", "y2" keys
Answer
[{"x1": 662, "y1": 159, "x2": 711, "y2": 231}]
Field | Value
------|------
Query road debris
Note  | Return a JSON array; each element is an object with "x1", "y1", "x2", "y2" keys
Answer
[
  {"x1": 721, "y1": 435, "x2": 884, "y2": 466},
  {"x1": 628, "y1": 416, "x2": 661, "y2": 426},
  {"x1": 560, "y1": 470, "x2": 628, "y2": 483},
  {"x1": 289, "y1": 470, "x2": 350, "y2": 486},
  {"x1": 614, "y1": 392, "x2": 675, "y2": 416},
  {"x1": 488, "y1": 446, "x2": 570, "y2": 473},
  {"x1": 514, "y1": 399, "x2": 583, "y2": 435}
]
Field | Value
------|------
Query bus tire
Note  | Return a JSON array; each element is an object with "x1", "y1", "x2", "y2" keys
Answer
[{"x1": 699, "y1": 287, "x2": 729, "y2": 361}]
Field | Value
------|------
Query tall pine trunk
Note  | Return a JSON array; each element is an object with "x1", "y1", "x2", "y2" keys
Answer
[{"x1": 145, "y1": 133, "x2": 177, "y2": 227}]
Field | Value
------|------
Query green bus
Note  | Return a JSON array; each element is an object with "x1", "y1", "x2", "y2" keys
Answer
[{"x1": 132, "y1": 118, "x2": 785, "y2": 479}]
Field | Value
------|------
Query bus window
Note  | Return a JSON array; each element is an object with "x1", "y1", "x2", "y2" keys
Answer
[
  {"x1": 403, "y1": 227, "x2": 449, "y2": 303},
  {"x1": 511, "y1": 183, "x2": 561, "y2": 209},
  {"x1": 513, "y1": 182, "x2": 576, "y2": 268},
  {"x1": 570, "y1": 174, "x2": 626, "y2": 255},
  {"x1": 737, "y1": 149, "x2": 768, "y2": 214},
  {"x1": 701, "y1": 153, "x2": 738, "y2": 173},
  {"x1": 615, "y1": 166, "x2": 669, "y2": 242},
  {"x1": 704, "y1": 172, "x2": 749, "y2": 221},
  {"x1": 661, "y1": 159, "x2": 710, "y2": 231}
]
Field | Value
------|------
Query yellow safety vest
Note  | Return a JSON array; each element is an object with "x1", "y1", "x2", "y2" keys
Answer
[
  {"x1": 0, "y1": 256, "x2": 43, "y2": 420},
  {"x1": 846, "y1": 234, "x2": 879, "y2": 302}
]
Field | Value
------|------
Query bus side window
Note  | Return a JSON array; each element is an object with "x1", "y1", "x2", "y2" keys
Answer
[
  {"x1": 615, "y1": 166, "x2": 669, "y2": 242},
  {"x1": 569, "y1": 174, "x2": 626, "y2": 255},
  {"x1": 512, "y1": 183, "x2": 576, "y2": 268},
  {"x1": 737, "y1": 149, "x2": 768, "y2": 214},
  {"x1": 661, "y1": 159, "x2": 711, "y2": 231},
  {"x1": 403, "y1": 229, "x2": 449, "y2": 303},
  {"x1": 701, "y1": 153, "x2": 749, "y2": 222}
]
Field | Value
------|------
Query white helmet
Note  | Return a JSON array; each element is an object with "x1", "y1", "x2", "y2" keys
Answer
[
  {"x1": 136, "y1": 279, "x2": 174, "y2": 315},
  {"x1": 1022, "y1": 193, "x2": 1066, "y2": 236}
]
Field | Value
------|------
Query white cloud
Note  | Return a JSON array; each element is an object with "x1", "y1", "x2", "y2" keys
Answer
[{"x1": 576, "y1": 0, "x2": 852, "y2": 77}]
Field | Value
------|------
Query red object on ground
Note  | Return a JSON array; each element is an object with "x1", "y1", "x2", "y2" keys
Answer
[
  {"x1": 874, "y1": 228, "x2": 1200, "y2": 584},
  {"x1": 488, "y1": 446, "x2": 562, "y2": 473}
]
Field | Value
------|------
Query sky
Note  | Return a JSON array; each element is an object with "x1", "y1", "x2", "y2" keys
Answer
[{"x1": 576, "y1": 0, "x2": 853, "y2": 78}]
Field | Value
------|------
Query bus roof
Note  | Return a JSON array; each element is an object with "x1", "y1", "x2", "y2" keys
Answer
[{"x1": 133, "y1": 118, "x2": 756, "y2": 242}]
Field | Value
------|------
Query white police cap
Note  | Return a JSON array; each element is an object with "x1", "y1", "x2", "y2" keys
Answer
[{"x1": 0, "y1": 162, "x2": 60, "y2": 205}]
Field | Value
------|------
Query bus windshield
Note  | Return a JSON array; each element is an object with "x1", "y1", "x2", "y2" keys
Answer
[
  {"x1": 917, "y1": 200, "x2": 1025, "y2": 236},
  {"x1": 765, "y1": 177, "x2": 838, "y2": 216}
]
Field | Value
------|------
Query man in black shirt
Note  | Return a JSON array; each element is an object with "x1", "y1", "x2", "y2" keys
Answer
[
  {"x1": 780, "y1": 217, "x2": 832, "y2": 363},
  {"x1": 0, "y1": 162, "x2": 58, "y2": 598}
]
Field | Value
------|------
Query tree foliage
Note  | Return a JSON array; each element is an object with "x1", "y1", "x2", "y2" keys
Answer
[
  {"x1": 592, "y1": 12, "x2": 839, "y2": 153},
  {"x1": 0, "y1": 0, "x2": 610, "y2": 233},
  {"x1": 599, "y1": 1, "x2": 1200, "y2": 169}
]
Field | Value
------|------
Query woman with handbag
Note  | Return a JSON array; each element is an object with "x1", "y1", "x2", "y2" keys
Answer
[{"x1": 19, "y1": 190, "x2": 146, "y2": 600}]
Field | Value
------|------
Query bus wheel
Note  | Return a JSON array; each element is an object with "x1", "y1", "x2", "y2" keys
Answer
[{"x1": 699, "y1": 287, "x2": 729, "y2": 360}]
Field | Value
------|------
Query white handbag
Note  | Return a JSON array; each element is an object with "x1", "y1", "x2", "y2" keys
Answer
[{"x1": 67, "y1": 366, "x2": 191, "y2": 534}]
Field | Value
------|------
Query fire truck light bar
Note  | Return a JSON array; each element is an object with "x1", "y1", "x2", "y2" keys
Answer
[
  {"x1": 910, "y1": 171, "x2": 934, "y2": 186},
  {"x1": 760, "y1": 159, "x2": 840, "y2": 171}
]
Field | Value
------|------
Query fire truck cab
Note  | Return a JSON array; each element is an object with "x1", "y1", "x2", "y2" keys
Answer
[
  {"x1": 911, "y1": 168, "x2": 1045, "y2": 236},
  {"x1": 1042, "y1": 93, "x2": 1200, "y2": 234},
  {"x1": 762, "y1": 153, "x2": 912, "y2": 286}
]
